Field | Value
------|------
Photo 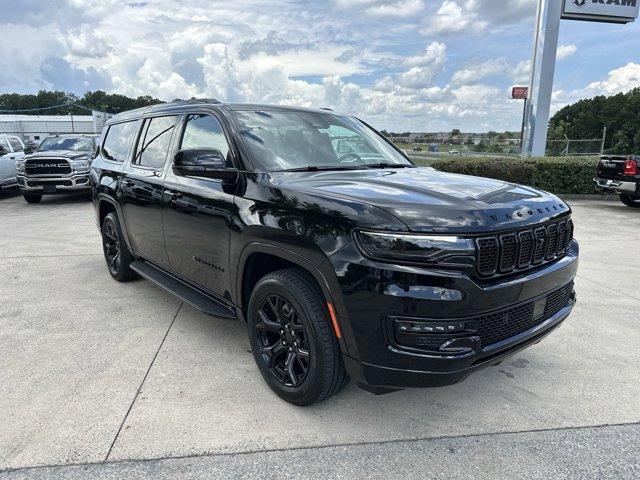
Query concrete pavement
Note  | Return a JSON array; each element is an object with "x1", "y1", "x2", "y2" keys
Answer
[{"x1": 1, "y1": 190, "x2": 639, "y2": 478}]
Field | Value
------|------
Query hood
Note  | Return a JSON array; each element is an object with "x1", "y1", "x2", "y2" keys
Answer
[
  {"x1": 268, "y1": 167, "x2": 569, "y2": 233},
  {"x1": 26, "y1": 150, "x2": 92, "y2": 161}
]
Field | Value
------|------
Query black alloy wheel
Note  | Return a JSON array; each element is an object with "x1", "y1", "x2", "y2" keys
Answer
[
  {"x1": 247, "y1": 268, "x2": 349, "y2": 406},
  {"x1": 103, "y1": 221, "x2": 121, "y2": 276},
  {"x1": 101, "y1": 212, "x2": 137, "y2": 282},
  {"x1": 255, "y1": 294, "x2": 311, "y2": 387}
]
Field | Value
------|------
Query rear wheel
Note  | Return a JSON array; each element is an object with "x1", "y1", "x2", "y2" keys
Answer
[
  {"x1": 23, "y1": 194, "x2": 42, "y2": 204},
  {"x1": 101, "y1": 212, "x2": 137, "y2": 282},
  {"x1": 247, "y1": 268, "x2": 348, "y2": 405},
  {"x1": 620, "y1": 194, "x2": 640, "y2": 208}
]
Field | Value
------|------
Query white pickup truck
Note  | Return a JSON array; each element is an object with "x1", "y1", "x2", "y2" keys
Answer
[{"x1": 0, "y1": 135, "x2": 27, "y2": 192}]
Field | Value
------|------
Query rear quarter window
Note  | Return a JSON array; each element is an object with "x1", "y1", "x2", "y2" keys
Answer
[{"x1": 102, "y1": 121, "x2": 138, "y2": 163}]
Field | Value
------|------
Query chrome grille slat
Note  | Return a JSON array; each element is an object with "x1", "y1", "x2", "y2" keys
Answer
[
  {"x1": 476, "y1": 218, "x2": 573, "y2": 278},
  {"x1": 25, "y1": 158, "x2": 71, "y2": 176}
]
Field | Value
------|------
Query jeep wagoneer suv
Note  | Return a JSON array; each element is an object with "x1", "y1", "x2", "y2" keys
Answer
[{"x1": 91, "y1": 99, "x2": 578, "y2": 405}]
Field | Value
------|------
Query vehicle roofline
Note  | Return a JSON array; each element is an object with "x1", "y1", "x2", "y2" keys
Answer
[{"x1": 105, "y1": 100, "x2": 349, "y2": 125}]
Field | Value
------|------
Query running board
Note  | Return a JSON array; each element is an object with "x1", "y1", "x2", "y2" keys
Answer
[{"x1": 130, "y1": 260, "x2": 236, "y2": 319}]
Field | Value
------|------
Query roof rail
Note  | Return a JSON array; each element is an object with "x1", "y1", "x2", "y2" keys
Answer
[{"x1": 172, "y1": 98, "x2": 222, "y2": 105}]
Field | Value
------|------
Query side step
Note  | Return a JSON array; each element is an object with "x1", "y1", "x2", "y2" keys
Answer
[{"x1": 130, "y1": 260, "x2": 236, "y2": 319}]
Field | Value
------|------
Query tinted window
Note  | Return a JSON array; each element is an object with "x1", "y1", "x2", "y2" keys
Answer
[
  {"x1": 37, "y1": 136, "x2": 94, "y2": 152},
  {"x1": 134, "y1": 116, "x2": 177, "y2": 169},
  {"x1": 180, "y1": 115, "x2": 230, "y2": 161},
  {"x1": 103, "y1": 121, "x2": 138, "y2": 163},
  {"x1": 0, "y1": 139, "x2": 9, "y2": 153},
  {"x1": 232, "y1": 110, "x2": 411, "y2": 171},
  {"x1": 8, "y1": 138, "x2": 23, "y2": 152}
]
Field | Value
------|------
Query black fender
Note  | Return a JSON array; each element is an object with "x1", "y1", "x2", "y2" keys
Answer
[
  {"x1": 97, "y1": 193, "x2": 134, "y2": 251},
  {"x1": 234, "y1": 241, "x2": 357, "y2": 358}
]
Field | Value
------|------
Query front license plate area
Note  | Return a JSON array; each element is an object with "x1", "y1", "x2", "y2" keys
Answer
[{"x1": 43, "y1": 185, "x2": 57, "y2": 194}]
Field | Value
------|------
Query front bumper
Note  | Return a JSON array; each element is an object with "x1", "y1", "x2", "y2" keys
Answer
[
  {"x1": 594, "y1": 177, "x2": 638, "y2": 194},
  {"x1": 330, "y1": 240, "x2": 579, "y2": 390},
  {"x1": 17, "y1": 173, "x2": 91, "y2": 193}
]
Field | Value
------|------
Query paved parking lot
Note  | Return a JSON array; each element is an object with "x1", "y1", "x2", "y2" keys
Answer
[{"x1": 1, "y1": 190, "x2": 639, "y2": 479}]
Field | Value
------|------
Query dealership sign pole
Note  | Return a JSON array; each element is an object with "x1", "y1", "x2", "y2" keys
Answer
[{"x1": 523, "y1": 0, "x2": 639, "y2": 157}]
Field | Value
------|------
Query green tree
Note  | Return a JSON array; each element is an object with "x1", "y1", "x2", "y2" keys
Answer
[{"x1": 549, "y1": 87, "x2": 640, "y2": 154}]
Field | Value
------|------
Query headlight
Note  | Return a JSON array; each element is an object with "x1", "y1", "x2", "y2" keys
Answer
[
  {"x1": 15, "y1": 159, "x2": 25, "y2": 174},
  {"x1": 354, "y1": 230, "x2": 475, "y2": 264},
  {"x1": 70, "y1": 160, "x2": 91, "y2": 173}
]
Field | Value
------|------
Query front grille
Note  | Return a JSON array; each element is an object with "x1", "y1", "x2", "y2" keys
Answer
[
  {"x1": 25, "y1": 158, "x2": 70, "y2": 175},
  {"x1": 392, "y1": 282, "x2": 575, "y2": 351},
  {"x1": 476, "y1": 217, "x2": 573, "y2": 277},
  {"x1": 476, "y1": 282, "x2": 574, "y2": 347}
]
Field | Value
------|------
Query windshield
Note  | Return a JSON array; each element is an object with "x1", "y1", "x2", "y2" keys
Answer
[
  {"x1": 37, "y1": 137, "x2": 94, "y2": 152},
  {"x1": 232, "y1": 110, "x2": 413, "y2": 172}
]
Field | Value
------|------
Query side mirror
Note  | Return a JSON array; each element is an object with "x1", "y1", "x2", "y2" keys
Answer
[
  {"x1": 173, "y1": 148, "x2": 237, "y2": 182},
  {"x1": 23, "y1": 145, "x2": 35, "y2": 155}
]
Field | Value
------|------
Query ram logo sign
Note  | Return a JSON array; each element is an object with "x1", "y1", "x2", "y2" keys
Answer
[{"x1": 563, "y1": 0, "x2": 639, "y2": 23}]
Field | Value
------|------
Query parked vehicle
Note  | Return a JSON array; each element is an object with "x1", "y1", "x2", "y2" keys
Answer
[
  {"x1": 92, "y1": 99, "x2": 578, "y2": 405},
  {"x1": 448, "y1": 149, "x2": 459, "y2": 155},
  {"x1": 16, "y1": 134, "x2": 99, "y2": 203},
  {"x1": 412, "y1": 145, "x2": 422, "y2": 152},
  {"x1": 594, "y1": 155, "x2": 640, "y2": 207},
  {"x1": 0, "y1": 135, "x2": 26, "y2": 192}
]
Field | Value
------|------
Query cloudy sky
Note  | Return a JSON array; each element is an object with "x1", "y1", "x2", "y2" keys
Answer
[{"x1": 1, "y1": 0, "x2": 639, "y2": 132}]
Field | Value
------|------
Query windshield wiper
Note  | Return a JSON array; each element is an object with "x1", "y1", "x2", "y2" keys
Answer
[
  {"x1": 277, "y1": 165, "x2": 366, "y2": 172},
  {"x1": 362, "y1": 163, "x2": 416, "y2": 169}
]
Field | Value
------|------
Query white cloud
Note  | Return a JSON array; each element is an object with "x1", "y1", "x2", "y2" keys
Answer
[
  {"x1": 367, "y1": 0, "x2": 425, "y2": 17},
  {"x1": 333, "y1": 0, "x2": 425, "y2": 18},
  {"x1": 374, "y1": 42, "x2": 447, "y2": 91},
  {"x1": 452, "y1": 58, "x2": 508, "y2": 85},
  {"x1": 557, "y1": 44, "x2": 577, "y2": 61},
  {"x1": 421, "y1": 0, "x2": 488, "y2": 36},
  {"x1": 510, "y1": 60, "x2": 531, "y2": 84},
  {"x1": 584, "y1": 62, "x2": 640, "y2": 97}
]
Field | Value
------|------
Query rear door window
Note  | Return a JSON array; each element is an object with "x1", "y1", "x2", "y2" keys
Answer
[
  {"x1": 103, "y1": 121, "x2": 138, "y2": 163},
  {"x1": 133, "y1": 116, "x2": 178, "y2": 170}
]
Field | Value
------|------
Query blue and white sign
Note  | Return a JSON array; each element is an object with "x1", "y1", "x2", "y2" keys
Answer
[{"x1": 562, "y1": 0, "x2": 639, "y2": 23}]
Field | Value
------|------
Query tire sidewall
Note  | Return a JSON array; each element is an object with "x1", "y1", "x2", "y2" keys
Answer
[
  {"x1": 620, "y1": 194, "x2": 640, "y2": 208},
  {"x1": 101, "y1": 213, "x2": 127, "y2": 281},
  {"x1": 247, "y1": 276, "x2": 326, "y2": 405}
]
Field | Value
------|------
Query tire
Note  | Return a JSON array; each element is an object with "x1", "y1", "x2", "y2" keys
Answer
[
  {"x1": 101, "y1": 212, "x2": 137, "y2": 282},
  {"x1": 247, "y1": 268, "x2": 349, "y2": 406},
  {"x1": 23, "y1": 194, "x2": 42, "y2": 204},
  {"x1": 620, "y1": 194, "x2": 640, "y2": 208}
]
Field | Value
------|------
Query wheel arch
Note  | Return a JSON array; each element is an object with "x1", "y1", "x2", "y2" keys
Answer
[
  {"x1": 235, "y1": 242, "x2": 351, "y2": 354},
  {"x1": 97, "y1": 194, "x2": 133, "y2": 250}
]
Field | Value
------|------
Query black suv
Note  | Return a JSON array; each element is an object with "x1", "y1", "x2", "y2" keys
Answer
[{"x1": 91, "y1": 99, "x2": 578, "y2": 405}]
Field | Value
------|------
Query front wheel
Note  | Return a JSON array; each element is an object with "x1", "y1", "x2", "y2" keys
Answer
[
  {"x1": 247, "y1": 268, "x2": 348, "y2": 406},
  {"x1": 620, "y1": 194, "x2": 640, "y2": 208},
  {"x1": 23, "y1": 194, "x2": 42, "y2": 204}
]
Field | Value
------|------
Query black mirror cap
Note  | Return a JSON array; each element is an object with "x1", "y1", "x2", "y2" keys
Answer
[{"x1": 173, "y1": 148, "x2": 238, "y2": 182}]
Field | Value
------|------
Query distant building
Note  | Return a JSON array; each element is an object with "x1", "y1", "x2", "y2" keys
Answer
[{"x1": 0, "y1": 112, "x2": 110, "y2": 142}]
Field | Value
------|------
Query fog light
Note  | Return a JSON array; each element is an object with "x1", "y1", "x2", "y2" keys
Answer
[{"x1": 395, "y1": 320, "x2": 467, "y2": 334}]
